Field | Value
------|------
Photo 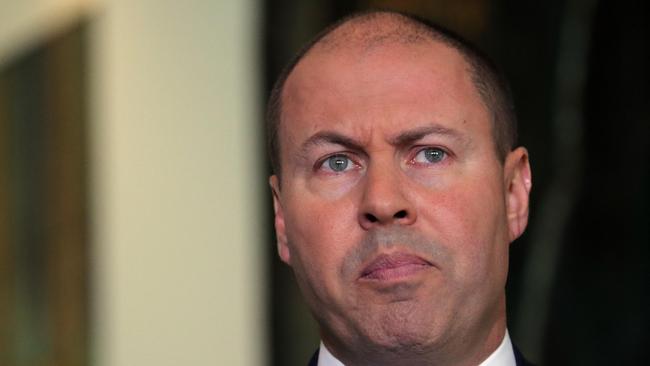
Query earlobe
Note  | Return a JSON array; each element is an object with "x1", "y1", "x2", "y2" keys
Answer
[
  {"x1": 270, "y1": 175, "x2": 291, "y2": 264},
  {"x1": 504, "y1": 147, "x2": 532, "y2": 242}
]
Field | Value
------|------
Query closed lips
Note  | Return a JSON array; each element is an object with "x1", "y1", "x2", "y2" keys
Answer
[{"x1": 360, "y1": 253, "x2": 432, "y2": 280}]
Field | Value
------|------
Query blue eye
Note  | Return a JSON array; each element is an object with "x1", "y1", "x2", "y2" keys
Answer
[
  {"x1": 414, "y1": 148, "x2": 446, "y2": 164},
  {"x1": 322, "y1": 154, "x2": 351, "y2": 172}
]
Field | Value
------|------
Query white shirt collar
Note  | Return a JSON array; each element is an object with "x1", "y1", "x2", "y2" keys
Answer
[
  {"x1": 318, "y1": 330, "x2": 516, "y2": 366},
  {"x1": 478, "y1": 330, "x2": 516, "y2": 366},
  {"x1": 317, "y1": 341, "x2": 345, "y2": 366}
]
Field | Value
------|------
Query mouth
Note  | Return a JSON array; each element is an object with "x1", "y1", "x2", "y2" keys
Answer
[{"x1": 359, "y1": 252, "x2": 433, "y2": 281}]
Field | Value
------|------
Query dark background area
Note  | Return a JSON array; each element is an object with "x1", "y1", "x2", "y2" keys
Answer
[{"x1": 263, "y1": 0, "x2": 649, "y2": 365}]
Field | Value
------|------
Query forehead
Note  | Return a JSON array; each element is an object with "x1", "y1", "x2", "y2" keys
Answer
[
  {"x1": 280, "y1": 37, "x2": 490, "y2": 152},
  {"x1": 286, "y1": 38, "x2": 473, "y2": 99}
]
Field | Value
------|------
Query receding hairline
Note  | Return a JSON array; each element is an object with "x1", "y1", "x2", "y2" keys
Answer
[
  {"x1": 285, "y1": 14, "x2": 475, "y2": 94},
  {"x1": 311, "y1": 12, "x2": 442, "y2": 52},
  {"x1": 281, "y1": 22, "x2": 479, "y2": 122},
  {"x1": 267, "y1": 10, "x2": 517, "y2": 179}
]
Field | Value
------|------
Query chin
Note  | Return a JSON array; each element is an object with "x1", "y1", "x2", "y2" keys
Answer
[{"x1": 354, "y1": 301, "x2": 449, "y2": 354}]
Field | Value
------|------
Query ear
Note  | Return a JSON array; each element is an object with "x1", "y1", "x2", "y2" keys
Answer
[
  {"x1": 504, "y1": 147, "x2": 532, "y2": 242},
  {"x1": 270, "y1": 175, "x2": 291, "y2": 265}
]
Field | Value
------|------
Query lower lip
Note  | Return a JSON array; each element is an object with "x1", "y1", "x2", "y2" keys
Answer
[{"x1": 361, "y1": 263, "x2": 431, "y2": 281}]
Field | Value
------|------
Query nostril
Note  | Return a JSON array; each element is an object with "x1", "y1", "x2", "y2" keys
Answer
[
  {"x1": 365, "y1": 213, "x2": 378, "y2": 223},
  {"x1": 394, "y1": 210, "x2": 407, "y2": 219}
]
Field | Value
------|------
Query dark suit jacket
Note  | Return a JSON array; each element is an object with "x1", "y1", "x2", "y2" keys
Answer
[{"x1": 307, "y1": 345, "x2": 534, "y2": 366}]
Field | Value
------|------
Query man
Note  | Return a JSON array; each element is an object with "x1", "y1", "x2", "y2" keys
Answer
[{"x1": 267, "y1": 10, "x2": 533, "y2": 366}]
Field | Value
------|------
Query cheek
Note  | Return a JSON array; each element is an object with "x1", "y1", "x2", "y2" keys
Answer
[
  {"x1": 283, "y1": 193, "x2": 360, "y2": 278},
  {"x1": 282, "y1": 196, "x2": 363, "y2": 312},
  {"x1": 305, "y1": 171, "x2": 364, "y2": 201},
  {"x1": 419, "y1": 177, "x2": 508, "y2": 282}
]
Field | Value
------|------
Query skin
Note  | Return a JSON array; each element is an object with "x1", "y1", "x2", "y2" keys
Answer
[{"x1": 270, "y1": 23, "x2": 532, "y2": 366}]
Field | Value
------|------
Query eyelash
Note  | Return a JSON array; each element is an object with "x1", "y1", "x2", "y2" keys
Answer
[
  {"x1": 316, "y1": 153, "x2": 359, "y2": 173},
  {"x1": 314, "y1": 146, "x2": 451, "y2": 173},
  {"x1": 409, "y1": 146, "x2": 451, "y2": 166}
]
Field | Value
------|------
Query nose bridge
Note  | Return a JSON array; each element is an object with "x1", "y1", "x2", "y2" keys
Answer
[{"x1": 359, "y1": 156, "x2": 416, "y2": 228}]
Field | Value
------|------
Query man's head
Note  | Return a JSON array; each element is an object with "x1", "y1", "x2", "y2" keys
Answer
[{"x1": 268, "y1": 10, "x2": 532, "y2": 365}]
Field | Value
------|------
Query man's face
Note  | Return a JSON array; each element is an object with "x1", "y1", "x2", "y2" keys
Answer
[{"x1": 270, "y1": 40, "x2": 530, "y2": 364}]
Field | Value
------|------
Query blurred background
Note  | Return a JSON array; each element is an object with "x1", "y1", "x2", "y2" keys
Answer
[{"x1": 0, "y1": 0, "x2": 647, "y2": 365}]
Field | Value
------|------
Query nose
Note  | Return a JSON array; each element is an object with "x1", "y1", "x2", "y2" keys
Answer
[{"x1": 358, "y1": 164, "x2": 416, "y2": 229}]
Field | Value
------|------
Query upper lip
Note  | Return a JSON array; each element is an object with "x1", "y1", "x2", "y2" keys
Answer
[{"x1": 359, "y1": 251, "x2": 433, "y2": 279}]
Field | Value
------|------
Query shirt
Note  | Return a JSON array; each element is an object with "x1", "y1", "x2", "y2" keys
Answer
[{"x1": 317, "y1": 330, "x2": 516, "y2": 366}]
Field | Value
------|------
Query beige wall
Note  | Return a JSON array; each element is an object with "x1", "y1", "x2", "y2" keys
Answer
[{"x1": 0, "y1": 1, "x2": 265, "y2": 365}]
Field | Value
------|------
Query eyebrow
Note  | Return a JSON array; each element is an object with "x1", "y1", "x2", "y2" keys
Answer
[
  {"x1": 389, "y1": 124, "x2": 468, "y2": 147},
  {"x1": 298, "y1": 123, "x2": 469, "y2": 156},
  {"x1": 299, "y1": 131, "x2": 365, "y2": 155}
]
